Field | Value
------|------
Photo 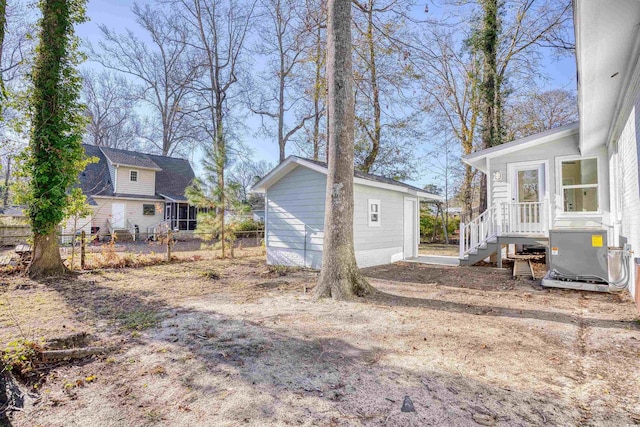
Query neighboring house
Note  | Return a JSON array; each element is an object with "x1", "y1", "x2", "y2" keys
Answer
[
  {"x1": 461, "y1": 0, "x2": 640, "y2": 307},
  {"x1": 252, "y1": 210, "x2": 265, "y2": 223},
  {"x1": 69, "y1": 144, "x2": 197, "y2": 240},
  {"x1": 251, "y1": 156, "x2": 443, "y2": 269}
]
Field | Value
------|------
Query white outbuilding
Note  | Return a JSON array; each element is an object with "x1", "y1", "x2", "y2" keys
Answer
[{"x1": 251, "y1": 156, "x2": 443, "y2": 269}]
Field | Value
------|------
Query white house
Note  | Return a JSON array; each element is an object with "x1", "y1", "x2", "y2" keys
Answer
[
  {"x1": 63, "y1": 144, "x2": 198, "y2": 241},
  {"x1": 251, "y1": 156, "x2": 442, "y2": 269},
  {"x1": 461, "y1": 0, "x2": 640, "y2": 308}
]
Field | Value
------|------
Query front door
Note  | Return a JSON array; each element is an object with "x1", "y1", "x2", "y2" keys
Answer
[
  {"x1": 111, "y1": 203, "x2": 125, "y2": 229},
  {"x1": 510, "y1": 163, "x2": 545, "y2": 233},
  {"x1": 403, "y1": 198, "x2": 417, "y2": 259}
]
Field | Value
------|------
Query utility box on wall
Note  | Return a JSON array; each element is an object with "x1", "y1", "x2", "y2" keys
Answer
[{"x1": 548, "y1": 229, "x2": 609, "y2": 281}]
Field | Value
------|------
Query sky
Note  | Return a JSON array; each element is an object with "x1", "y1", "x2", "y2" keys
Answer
[{"x1": 75, "y1": 0, "x2": 578, "y2": 190}]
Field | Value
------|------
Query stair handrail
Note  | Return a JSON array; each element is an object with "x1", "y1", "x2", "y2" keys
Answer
[
  {"x1": 126, "y1": 219, "x2": 136, "y2": 242},
  {"x1": 106, "y1": 217, "x2": 114, "y2": 237},
  {"x1": 147, "y1": 219, "x2": 171, "y2": 241},
  {"x1": 459, "y1": 204, "x2": 499, "y2": 258}
]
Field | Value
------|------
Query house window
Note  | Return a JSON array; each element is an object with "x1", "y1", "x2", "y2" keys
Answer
[
  {"x1": 143, "y1": 204, "x2": 155, "y2": 216},
  {"x1": 130, "y1": 170, "x2": 138, "y2": 182},
  {"x1": 368, "y1": 199, "x2": 381, "y2": 227},
  {"x1": 560, "y1": 158, "x2": 598, "y2": 212}
]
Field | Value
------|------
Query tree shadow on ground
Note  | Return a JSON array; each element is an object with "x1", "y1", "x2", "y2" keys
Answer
[
  {"x1": 364, "y1": 290, "x2": 639, "y2": 330},
  {"x1": 20, "y1": 274, "x2": 635, "y2": 426}
]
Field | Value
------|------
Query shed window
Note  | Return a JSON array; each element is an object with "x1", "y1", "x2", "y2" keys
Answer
[
  {"x1": 560, "y1": 158, "x2": 598, "y2": 212},
  {"x1": 130, "y1": 170, "x2": 138, "y2": 182},
  {"x1": 143, "y1": 204, "x2": 156, "y2": 216},
  {"x1": 368, "y1": 199, "x2": 381, "y2": 227}
]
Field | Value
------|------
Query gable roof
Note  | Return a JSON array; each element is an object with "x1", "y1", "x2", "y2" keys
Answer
[
  {"x1": 80, "y1": 144, "x2": 114, "y2": 204},
  {"x1": 80, "y1": 144, "x2": 195, "y2": 202},
  {"x1": 100, "y1": 146, "x2": 162, "y2": 170},
  {"x1": 252, "y1": 156, "x2": 443, "y2": 202},
  {"x1": 461, "y1": 122, "x2": 580, "y2": 173},
  {"x1": 147, "y1": 153, "x2": 195, "y2": 202}
]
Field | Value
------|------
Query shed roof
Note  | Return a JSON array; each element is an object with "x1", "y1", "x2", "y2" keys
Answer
[{"x1": 252, "y1": 156, "x2": 443, "y2": 202}]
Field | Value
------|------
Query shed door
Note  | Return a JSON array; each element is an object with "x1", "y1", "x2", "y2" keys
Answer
[
  {"x1": 111, "y1": 203, "x2": 125, "y2": 229},
  {"x1": 403, "y1": 198, "x2": 417, "y2": 259}
]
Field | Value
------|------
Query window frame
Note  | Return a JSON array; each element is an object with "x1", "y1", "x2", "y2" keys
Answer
[
  {"x1": 556, "y1": 155, "x2": 601, "y2": 215},
  {"x1": 368, "y1": 199, "x2": 381, "y2": 227},
  {"x1": 129, "y1": 170, "x2": 139, "y2": 182},
  {"x1": 142, "y1": 204, "x2": 156, "y2": 216}
]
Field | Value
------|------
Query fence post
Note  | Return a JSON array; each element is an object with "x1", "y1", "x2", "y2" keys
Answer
[
  {"x1": 459, "y1": 222, "x2": 465, "y2": 259},
  {"x1": 80, "y1": 230, "x2": 86, "y2": 270},
  {"x1": 167, "y1": 229, "x2": 172, "y2": 262}
]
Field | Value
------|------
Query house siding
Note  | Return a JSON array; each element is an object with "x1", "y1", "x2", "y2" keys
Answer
[
  {"x1": 488, "y1": 132, "x2": 611, "y2": 231},
  {"x1": 265, "y1": 164, "x2": 412, "y2": 269},
  {"x1": 91, "y1": 197, "x2": 164, "y2": 234},
  {"x1": 115, "y1": 167, "x2": 156, "y2": 196},
  {"x1": 611, "y1": 99, "x2": 640, "y2": 299},
  {"x1": 61, "y1": 216, "x2": 92, "y2": 244}
]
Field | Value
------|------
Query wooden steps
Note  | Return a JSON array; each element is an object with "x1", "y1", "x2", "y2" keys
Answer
[
  {"x1": 113, "y1": 229, "x2": 134, "y2": 242},
  {"x1": 513, "y1": 259, "x2": 534, "y2": 279}
]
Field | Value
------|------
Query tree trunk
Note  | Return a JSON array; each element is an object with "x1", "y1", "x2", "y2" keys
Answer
[
  {"x1": 0, "y1": 0, "x2": 6, "y2": 102},
  {"x1": 360, "y1": 4, "x2": 380, "y2": 173},
  {"x1": 462, "y1": 163, "x2": 474, "y2": 222},
  {"x1": 477, "y1": 0, "x2": 500, "y2": 214},
  {"x1": 314, "y1": 0, "x2": 373, "y2": 300},
  {"x1": 2, "y1": 155, "x2": 9, "y2": 208},
  {"x1": 312, "y1": 24, "x2": 323, "y2": 161},
  {"x1": 216, "y1": 116, "x2": 226, "y2": 258},
  {"x1": 29, "y1": 231, "x2": 67, "y2": 278}
]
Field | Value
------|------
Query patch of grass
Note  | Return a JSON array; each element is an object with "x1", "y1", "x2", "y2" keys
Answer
[
  {"x1": 118, "y1": 310, "x2": 160, "y2": 331},
  {"x1": 200, "y1": 269, "x2": 222, "y2": 280},
  {"x1": 144, "y1": 409, "x2": 165, "y2": 423},
  {"x1": 268, "y1": 264, "x2": 295, "y2": 277},
  {"x1": 2, "y1": 339, "x2": 42, "y2": 383}
]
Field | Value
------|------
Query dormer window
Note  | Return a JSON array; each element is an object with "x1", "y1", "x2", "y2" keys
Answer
[{"x1": 130, "y1": 170, "x2": 138, "y2": 182}]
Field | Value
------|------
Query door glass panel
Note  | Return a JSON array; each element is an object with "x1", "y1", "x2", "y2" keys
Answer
[{"x1": 517, "y1": 169, "x2": 539, "y2": 202}]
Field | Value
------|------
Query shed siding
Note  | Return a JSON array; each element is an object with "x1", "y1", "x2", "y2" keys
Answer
[
  {"x1": 488, "y1": 132, "x2": 611, "y2": 230},
  {"x1": 353, "y1": 183, "x2": 405, "y2": 266},
  {"x1": 611, "y1": 99, "x2": 640, "y2": 299},
  {"x1": 116, "y1": 167, "x2": 156, "y2": 196},
  {"x1": 265, "y1": 164, "x2": 412, "y2": 269},
  {"x1": 266, "y1": 165, "x2": 326, "y2": 269}
]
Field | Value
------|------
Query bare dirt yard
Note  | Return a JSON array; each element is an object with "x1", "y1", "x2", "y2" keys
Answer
[{"x1": 1, "y1": 247, "x2": 639, "y2": 426}]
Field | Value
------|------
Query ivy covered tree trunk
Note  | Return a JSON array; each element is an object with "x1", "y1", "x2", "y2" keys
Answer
[
  {"x1": 314, "y1": 0, "x2": 373, "y2": 300},
  {"x1": 27, "y1": 0, "x2": 86, "y2": 278},
  {"x1": 476, "y1": 0, "x2": 502, "y2": 213}
]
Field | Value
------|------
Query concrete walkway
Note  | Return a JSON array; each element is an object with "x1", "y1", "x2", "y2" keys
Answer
[{"x1": 405, "y1": 255, "x2": 460, "y2": 266}]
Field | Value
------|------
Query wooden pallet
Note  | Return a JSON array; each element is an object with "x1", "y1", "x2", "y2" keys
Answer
[{"x1": 513, "y1": 259, "x2": 534, "y2": 279}]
